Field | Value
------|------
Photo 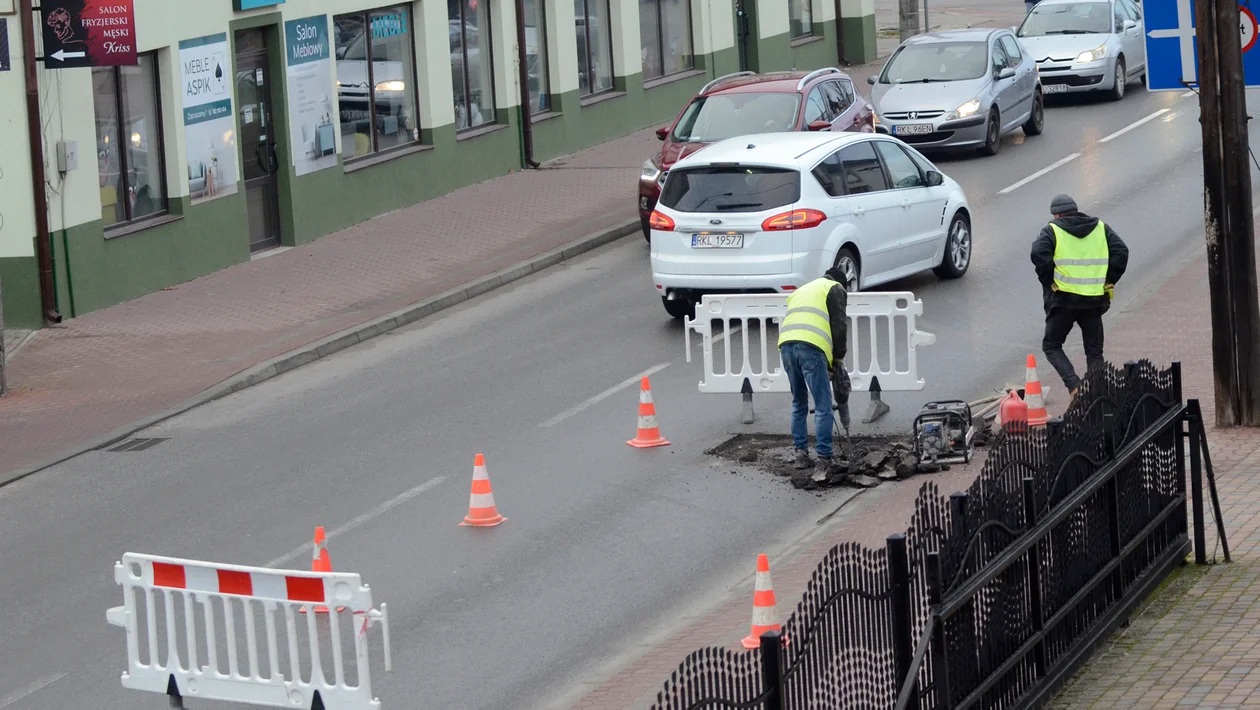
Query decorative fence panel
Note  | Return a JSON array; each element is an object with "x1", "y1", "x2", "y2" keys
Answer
[{"x1": 650, "y1": 360, "x2": 1221, "y2": 710}]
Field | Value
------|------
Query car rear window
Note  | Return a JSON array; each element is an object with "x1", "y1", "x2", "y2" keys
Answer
[
  {"x1": 670, "y1": 93, "x2": 803, "y2": 143},
  {"x1": 659, "y1": 167, "x2": 801, "y2": 213}
]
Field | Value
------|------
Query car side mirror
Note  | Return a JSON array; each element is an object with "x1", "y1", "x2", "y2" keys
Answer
[
  {"x1": 925, "y1": 170, "x2": 944, "y2": 187},
  {"x1": 807, "y1": 120, "x2": 832, "y2": 132},
  {"x1": 1123, "y1": 19, "x2": 1138, "y2": 30},
  {"x1": 655, "y1": 126, "x2": 670, "y2": 141},
  {"x1": 867, "y1": 75, "x2": 877, "y2": 85},
  {"x1": 997, "y1": 66, "x2": 1017, "y2": 80}
]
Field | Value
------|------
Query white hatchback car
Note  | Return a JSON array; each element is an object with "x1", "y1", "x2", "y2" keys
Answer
[{"x1": 648, "y1": 132, "x2": 973, "y2": 318}]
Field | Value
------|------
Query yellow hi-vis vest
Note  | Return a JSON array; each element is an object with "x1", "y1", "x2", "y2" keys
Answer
[
  {"x1": 1052, "y1": 221, "x2": 1109, "y2": 296},
  {"x1": 777, "y1": 277, "x2": 836, "y2": 365}
]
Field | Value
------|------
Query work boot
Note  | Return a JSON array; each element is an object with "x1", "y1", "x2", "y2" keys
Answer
[
  {"x1": 816, "y1": 456, "x2": 834, "y2": 471},
  {"x1": 793, "y1": 450, "x2": 812, "y2": 469}
]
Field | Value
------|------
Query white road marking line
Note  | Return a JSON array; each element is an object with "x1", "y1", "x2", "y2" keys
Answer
[
  {"x1": 0, "y1": 674, "x2": 67, "y2": 709},
  {"x1": 264, "y1": 476, "x2": 446, "y2": 568},
  {"x1": 1099, "y1": 108, "x2": 1171, "y2": 143},
  {"x1": 714, "y1": 324, "x2": 744, "y2": 344},
  {"x1": 997, "y1": 153, "x2": 1081, "y2": 195},
  {"x1": 539, "y1": 363, "x2": 671, "y2": 428},
  {"x1": 1182, "y1": 90, "x2": 1196, "y2": 98}
]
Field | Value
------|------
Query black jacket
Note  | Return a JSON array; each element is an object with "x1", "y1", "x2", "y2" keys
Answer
[
  {"x1": 824, "y1": 280, "x2": 848, "y2": 365},
  {"x1": 1030, "y1": 212, "x2": 1129, "y2": 312}
]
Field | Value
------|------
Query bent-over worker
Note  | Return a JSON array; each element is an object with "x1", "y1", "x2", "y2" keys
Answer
[
  {"x1": 777, "y1": 267, "x2": 849, "y2": 470},
  {"x1": 1030, "y1": 193, "x2": 1129, "y2": 398}
]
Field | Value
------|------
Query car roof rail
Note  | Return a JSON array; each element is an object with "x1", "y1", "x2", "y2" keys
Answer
[
  {"x1": 796, "y1": 67, "x2": 842, "y2": 91},
  {"x1": 700, "y1": 71, "x2": 756, "y2": 94}
]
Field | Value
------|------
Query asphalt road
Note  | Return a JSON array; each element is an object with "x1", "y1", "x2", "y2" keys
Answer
[{"x1": 1, "y1": 85, "x2": 1257, "y2": 710}]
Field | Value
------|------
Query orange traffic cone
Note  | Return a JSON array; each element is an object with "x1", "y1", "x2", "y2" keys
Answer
[
  {"x1": 459, "y1": 454, "x2": 507, "y2": 527},
  {"x1": 627, "y1": 377, "x2": 670, "y2": 448},
  {"x1": 741, "y1": 554, "x2": 788, "y2": 649},
  {"x1": 1024, "y1": 355, "x2": 1050, "y2": 427},
  {"x1": 300, "y1": 526, "x2": 344, "y2": 613}
]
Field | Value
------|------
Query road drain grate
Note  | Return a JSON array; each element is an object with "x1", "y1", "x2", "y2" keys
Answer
[{"x1": 105, "y1": 438, "x2": 169, "y2": 452}]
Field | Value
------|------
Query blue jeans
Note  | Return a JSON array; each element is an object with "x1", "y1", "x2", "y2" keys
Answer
[{"x1": 780, "y1": 342, "x2": 833, "y2": 459}]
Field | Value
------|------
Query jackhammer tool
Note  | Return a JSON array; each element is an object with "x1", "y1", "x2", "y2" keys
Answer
[{"x1": 832, "y1": 366, "x2": 854, "y2": 463}]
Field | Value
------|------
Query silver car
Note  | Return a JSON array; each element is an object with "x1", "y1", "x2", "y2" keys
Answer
[
  {"x1": 866, "y1": 28, "x2": 1044, "y2": 156},
  {"x1": 1016, "y1": 0, "x2": 1147, "y2": 101}
]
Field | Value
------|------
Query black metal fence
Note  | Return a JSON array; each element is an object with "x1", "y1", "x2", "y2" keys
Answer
[{"x1": 651, "y1": 360, "x2": 1227, "y2": 710}]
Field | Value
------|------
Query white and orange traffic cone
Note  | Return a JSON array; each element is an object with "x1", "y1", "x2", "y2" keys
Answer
[
  {"x1": 741, "y1": 554, "x2": 787, "y2": 649},
  {"x1": 1025, "y1": 355, "x2": 1050, "y2": 427},
  {"x1": 459, "y1": 454, "x2": 507, "y2": 527},
  {"x1": 627, "y1": 377, "x2": 670, "y2": 448},
  {"x1": 300, "y1": 526, "x2": 344, "y2": 613}
]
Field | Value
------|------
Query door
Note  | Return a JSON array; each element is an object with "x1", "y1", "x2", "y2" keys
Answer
[
  {"x1": 734, "y1": 0, "x2": 756, "y2": 71},
  {"x1": 826, "y1": 141, "x2": 903, "y2": 285},
  {"x1": 802, "y1": 86, "x2": 835, "y2": 129},
  {"x1": 820, "y1": 81, "x2": 856, "y2": 131},
  {"x1": 989, "y1": 40, "x2": 1021, "y2": 131},
  {"x1": 1000, "y1": 34, "x2": 1036, "y2": 121},
  {"x1": 235, "y1": 29, "x2": 282, "y2": 253},
  {"x1": 873, "y1": 140, "x2": 946, "y2": 269},
  {"x1": 1116, "y1": 0, "x2": 1145, "y2": 74}
]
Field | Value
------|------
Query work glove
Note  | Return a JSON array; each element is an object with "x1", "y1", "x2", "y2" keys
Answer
[{"x1": 1105, "y1": 283, "x2": 1115, "y2": 299}]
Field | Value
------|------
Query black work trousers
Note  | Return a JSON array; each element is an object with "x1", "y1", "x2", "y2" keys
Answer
[{"x1": 1042, "y1": 306, "x2": 1105, "y2": 391}]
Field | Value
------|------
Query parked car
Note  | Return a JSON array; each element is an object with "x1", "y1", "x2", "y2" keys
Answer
[
  {"x1": 638, "y1": 68, "x2": 875, "y2": 240},
  {"x1": 647, "y1": 132, "x2": 972, "y2": 319},
  {"x1": 1016, "y1": 0, "x2": 1146, "y2": 100},
  {"x1": 866, "y1": 28, "x2": 1044, "y2": 155}
]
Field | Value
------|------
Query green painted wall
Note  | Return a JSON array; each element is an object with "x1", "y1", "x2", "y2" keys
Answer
[
  {"x1": 0, "y1": 255, "x2": 41, "y2": 329},
  {"x1": 840, "y1": 15, "x2": 878, "y2": 64},
  {"x1": 755, "y1": 21, "x2": 842, "y2": 73},
  {"x1": 51, "y1": 195, "x2": 248, "y2": 319}
]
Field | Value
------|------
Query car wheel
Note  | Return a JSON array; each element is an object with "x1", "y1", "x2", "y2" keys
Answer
[
  {"x1": 1109, "y1": 57, "x2": 1127, "y2": 101},
  {"x1": 978, "y1": 109, "x2": 1001, "y2": 156},
  {"x1": 933, "y1": 212, "x2": 972, "y2": 279},
  {"x1": 1023, "y1": 90, "x2": 1045, "y2": 136},
  {"x1": 662, "y1": 296, "x2": 696, "y2": 320},
  {"x1": 641, "y1": 216, "x2": 652, "y2": 242},
  {"x1": 833, "y1": 248, "x2": 861, "y2": 291}
]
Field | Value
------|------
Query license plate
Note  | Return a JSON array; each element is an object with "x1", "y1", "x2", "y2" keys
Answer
[
  {"x1": 1043, "y1": 83, "x2": 1069, "y2": 94},
  {"x1": 691, "y1": 233, "x2": 744, "y2": 249},
  {"x1": 893, "y1": 123, "x2": 933, "y2": 135}
]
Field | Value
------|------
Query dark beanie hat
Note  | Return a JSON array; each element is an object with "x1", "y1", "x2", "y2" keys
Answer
[
  {"x1": 824, "y1": 266, "x2": 848, "y2": 284},
  {"x1": 1050, "y1": 194, "x2": 1078, "y2": 214}
]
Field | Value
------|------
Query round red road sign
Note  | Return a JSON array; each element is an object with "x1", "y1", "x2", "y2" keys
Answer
[{"x1": 1243, "y1": 6, "x2": 1258, "y2": 53}]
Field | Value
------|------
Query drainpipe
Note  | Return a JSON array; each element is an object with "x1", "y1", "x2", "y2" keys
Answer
[
  {"x1": 513, "y1": 0, "x2": 540, "y2": 168},
  {"x1": 19, "y1": 0, "x2": 62, "y2": 324}
]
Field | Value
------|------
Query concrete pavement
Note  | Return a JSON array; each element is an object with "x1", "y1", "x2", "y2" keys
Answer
[{"x1": 0, "y1": 80, "x2": 1256, "y2": 710}]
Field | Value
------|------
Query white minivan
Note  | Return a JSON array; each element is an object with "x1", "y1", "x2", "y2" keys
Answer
[{"x1": 648, "y1": 132, "x2": 973, "y2": 318}]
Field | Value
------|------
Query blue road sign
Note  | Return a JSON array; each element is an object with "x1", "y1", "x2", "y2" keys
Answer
[{"x1": 1142, "y1": 0, "x2": 1260, "y2": 90}]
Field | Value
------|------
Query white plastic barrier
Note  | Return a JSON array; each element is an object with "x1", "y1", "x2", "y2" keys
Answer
[
  {"x1": 683, "y1": 292, "x2": 936, "y2": 394},
  {"x1": 108, "y1": 553, "x2": 391, "y2": 709}
]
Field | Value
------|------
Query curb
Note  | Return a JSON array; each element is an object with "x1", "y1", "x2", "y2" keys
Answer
[
  {"x1": 0, "y1": 219, "x2": 640, "y2": 489},
  {"x1": 3, "y1": 329, "x2": 35, "y2": 364}
]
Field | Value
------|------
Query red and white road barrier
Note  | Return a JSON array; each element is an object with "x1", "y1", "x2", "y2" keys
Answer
[{"x1": 107, "y1": 552, "x2": 391, "y2": 709}]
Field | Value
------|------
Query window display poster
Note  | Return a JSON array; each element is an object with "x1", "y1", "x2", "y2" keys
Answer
[
  {"x1": 284, "y1": 14, "x2": 337, "y2": 176},
  {"x1": 179, "y1": 33, "x2": 239, "y2": 203}
]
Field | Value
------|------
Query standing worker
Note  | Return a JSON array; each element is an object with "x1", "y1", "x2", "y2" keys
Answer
[
  {"x1": 1030, "y1": 194, "x2": 1129, "y2": 398},
  {"x1": 778, "y1": 267, "x2": 849, "y2": 469}
]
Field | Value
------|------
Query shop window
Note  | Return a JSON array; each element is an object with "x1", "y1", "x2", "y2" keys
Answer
[
  {"x1": 523, "y1": 0, "x2": 551, "y2": 112},
  {"x1": 92, "y1": 54, "x2": 167, "y2": 228},
  {"x1": 575, "y1": 0, "x2": 614, "y2": 96},
  {"x1": 334, "y1": 7, "x2": 421, "y2": 159},
  {"x1": 789, "y1": 0, "x2": 813, "y2": 38},
  {"x1": 640, "y1": 0, "x2": 693, "y2": 80},
  {"x1": 449, "y1": 0, "x2": 497, "y2": 130}
]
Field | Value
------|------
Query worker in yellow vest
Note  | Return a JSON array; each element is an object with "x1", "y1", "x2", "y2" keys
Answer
[
  {"x1": 777, "y1": 267, "x2": 849, "y2": 470},
  {"x1": 1030, "y1": 194, "x2": 1129, "y2": 398}
]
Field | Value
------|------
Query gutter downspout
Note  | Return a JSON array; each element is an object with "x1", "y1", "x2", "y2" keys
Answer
[
  {"x1": 513, "y1": 0, "x2": 540, "y2": 168},
  {"x1": 19, "y1": 0, "x2": 62, "y2": 324}
]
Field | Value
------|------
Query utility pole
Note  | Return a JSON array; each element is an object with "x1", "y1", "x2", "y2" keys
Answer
[{"x1": 1195, "y1": 0, "x2": 1260, "y2": 426}]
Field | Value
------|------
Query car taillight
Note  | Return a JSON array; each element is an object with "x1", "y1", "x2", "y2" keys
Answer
[
  {"x1": 762, "y1": 209, "x2": 827, "y2": 231},
  {"x1": 649, "y1": 210, "x2": 676, "y2": 231}
]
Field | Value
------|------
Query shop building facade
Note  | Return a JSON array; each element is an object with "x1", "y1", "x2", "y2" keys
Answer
[{"x1": 0, "y1": 0, "x2": 875, "y2": 329}]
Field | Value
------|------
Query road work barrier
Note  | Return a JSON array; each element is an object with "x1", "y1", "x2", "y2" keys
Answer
[
  {"x1": 107, "y1": 552, "x2": 391, "y2": 709},
  {"x1": 683, "y1": 292, "x2": 936, "y2": 423}
]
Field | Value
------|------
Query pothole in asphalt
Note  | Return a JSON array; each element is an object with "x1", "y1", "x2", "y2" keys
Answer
[{"x1": 708, "y1": 433, "x2": 950, "y2": 492}]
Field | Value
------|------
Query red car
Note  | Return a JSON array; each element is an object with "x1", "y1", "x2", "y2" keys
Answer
[{"x1": 638, "y1": 67, "x2": 875, "y2": 239}]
